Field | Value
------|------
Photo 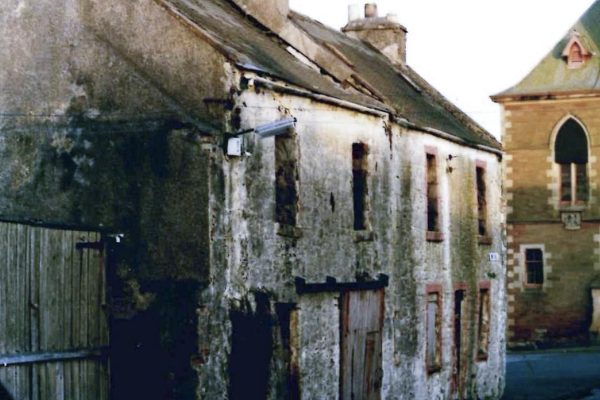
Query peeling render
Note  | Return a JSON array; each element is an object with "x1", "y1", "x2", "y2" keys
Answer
[
  {"x1": 0, "y1": 0, "x2": 504, "y2": 398},
  {"x1": 195, "y1": 85, "x2": 506, "y2": 399}
]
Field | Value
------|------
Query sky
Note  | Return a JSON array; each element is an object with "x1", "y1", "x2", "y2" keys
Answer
[{"x1": 288, "y1": 0, "x2": 597, "y2": 139}]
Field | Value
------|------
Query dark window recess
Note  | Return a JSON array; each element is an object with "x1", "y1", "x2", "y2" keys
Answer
[
  {"x1": 275, "y1": 132, "x2": 299, "y2": 226},
  {"x1": 525, "y1": 249, "x2": 544, "y2": 285},
  {"x1": 555, "y1": 119, "x2": 589, "y2": 203},
  {"x1": 477, "y1": 288, "x2": 490, "y2": 360},
  {"x1": 352, "y1": 143, "x2": 369, "y2": 230},
  {"x1": 426, "y1": 292, "x2": 442, "y2": 372},
  {"x1": 228, "y1": 293, "x2": 273, "y2": 400},
  {"x1": 576, "y1": 163, "x2": 588, "y2": 202},
  {"x1": 476, "y1": 167, "x2": 487, "y2": 236},
  {"x1": 453, "y1": 289, "x2": 466, "y2": 394},
  {"x1": 427, "y1": 153, "x2": 439, "y2": 232},
  {"x1": 560, "y1": 163, "x2": 572, "y2": 202}
]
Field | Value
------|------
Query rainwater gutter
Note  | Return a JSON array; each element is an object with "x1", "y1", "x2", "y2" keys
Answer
[{"x1": 247, "y1": 75, "x2": 503, "y2": 158}]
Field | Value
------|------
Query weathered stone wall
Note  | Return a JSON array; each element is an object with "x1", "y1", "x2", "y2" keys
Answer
[
  {"x1": 0, "y1": 0, "x2": 235, "y2": 398},
  {"x1": 503, "y1": 98, "x2": 600, "y2": 347},
  {"x1": 198, "y1": 79, "x2": 505, "y2": 399}
]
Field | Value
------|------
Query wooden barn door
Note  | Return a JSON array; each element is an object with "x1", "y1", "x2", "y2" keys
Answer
[
  {"x1": 0, "y1": 223, "x2": 109, "y2": 400},
  {"x1": 340, "y1": 289, "x2": 384, "y2": 400}
]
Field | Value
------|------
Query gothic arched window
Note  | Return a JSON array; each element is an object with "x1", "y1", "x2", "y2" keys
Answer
[{"x1": 555, "y1": 118, "x2": 588, "y2": 204}]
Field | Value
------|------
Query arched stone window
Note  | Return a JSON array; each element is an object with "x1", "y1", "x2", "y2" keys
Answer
[{"x1": 555, "y1": 118, "x2": 588, "y2": 204}]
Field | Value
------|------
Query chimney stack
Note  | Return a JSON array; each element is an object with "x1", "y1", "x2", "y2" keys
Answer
[
  {"x1": 232, "y1": 0, "x2": 289, "y2": 33},
  {"x1": 342, "y1": 3, "x2": 407, "y2": 65},
  {"x1": 348, "y1": 4, "x2": 361, "y2": 23},
  {"x1": 364, "y1": 3, "x2": 378, "y2": 18}
]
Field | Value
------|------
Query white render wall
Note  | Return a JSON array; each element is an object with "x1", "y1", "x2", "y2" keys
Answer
[{"x1": 203, "y1": 77, "x2": 505, "y2": 399}]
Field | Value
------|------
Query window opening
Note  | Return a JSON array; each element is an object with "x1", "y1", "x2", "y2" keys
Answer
[
  {"x1": 452, "y1": 289, "x2": 466, "y2": 394},
  {"x1": 476, "y1": 287, "x2": 490, "y2": 360},
  {"x1": 476, "y1": 166, "x2": 487, "y2": 236},
  {"x1": 570, "y1": 43, "x2": 583, "y2": 64},
  {"x1": 275, "y1": 132, "x2": 299, "y2": 226},
  {"x1": 352, "y1": 143, "x2": 369, "y2": 230},
  {"x1": 555, "y1": 119, "x2": 588, "y2": 205},
  {"x1": 525, "y1": 248, "x2": 544, "y2": 286},
  {"x1": 426, "y1": 290, "x2": 442, "y2": 373},
  {"x1": 426, "y1": 153, "x2": 439, "y2": 233}
]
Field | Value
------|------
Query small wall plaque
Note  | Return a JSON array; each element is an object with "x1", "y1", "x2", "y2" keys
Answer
[{"x1": 561, "y1": 212, "x2": 581, "y2": 230}]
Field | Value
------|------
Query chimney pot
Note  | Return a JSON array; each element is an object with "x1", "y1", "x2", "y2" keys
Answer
[
  {"x1": 386, "y1": 13, "x2": 399, "y2": 24},
  {"x1": 364, "y1": 3, "x2": 378, "y2": 18},
  {"x1": 348, "y1": 4, "x2": 361, "y2": 23}
]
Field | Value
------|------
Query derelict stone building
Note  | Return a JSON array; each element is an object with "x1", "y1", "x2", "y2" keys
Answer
[
  {"x1": 492, "y1": 0, "x2": 600, "y2": 349},
  {"x1": 1, "y1": 0, "x2": 505, "y2": 398}
]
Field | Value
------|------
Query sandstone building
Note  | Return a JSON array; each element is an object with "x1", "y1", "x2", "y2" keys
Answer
[
  {"x1": 0, "y1": 0, "x2": 505, "y2": 398},
  {"x1": 492, "y1": 0, "x2": 600, "y2": 348}
]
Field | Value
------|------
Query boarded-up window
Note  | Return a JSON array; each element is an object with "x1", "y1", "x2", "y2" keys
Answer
[
  {"x1": 555, "y1": 119, "x2": 588, "y2": 204},
  {"x1": 352, "y1": 143, "x2": 369, "y2": 230},
  {"x1": 275, "y1": 132, "x2": 299, "y2": 225},
  {"x1": 476, "y1": 166, "x2": 487, "y2": 236},
  {"x1": 341, "y1": 289, "x2": 383, "y2": 400},
  {"x1": 477, "y1": 286, "x2": 491, "y2": 360},
  {"x1": 426, "y1": 153, "x2": 439, "y2": 233},
  {"x1": 525, "y1": 248, "x2": 544, "y2": 286},
  {"x1": 426, "y1": 290, "x2": 442, "y2": 373}
]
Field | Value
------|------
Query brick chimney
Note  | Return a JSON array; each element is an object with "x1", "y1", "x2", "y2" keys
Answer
[
  {"x1": 232, "y1": 0, "x2": 289, "y2": 32},
  {"x1": 342, "y1": 3, "x2": 407, "y2": 65}
]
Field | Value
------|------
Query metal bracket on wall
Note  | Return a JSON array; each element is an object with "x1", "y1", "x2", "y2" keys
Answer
[{"x1": 0, "y1": 348, "x2": 108, "y2": 367}]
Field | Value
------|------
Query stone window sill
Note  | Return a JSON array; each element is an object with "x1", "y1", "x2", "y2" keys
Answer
[
  {"x1": 478, "y1": 235, "x2": 492, "y2": 245},
  {"x1": 354, "y1": 230, "x2": 375, "y2": 243},
  {"x1": 277, "y1": 224, "x2": 303, "y2": 239},
  {"x1": 523, "y1": 283, "x2": 543, "y2": 290},
  {"x1": 427, "y1": 364, "x2": 441, "y2": 375},
  {"x1": 558, "y1": 203, "x2": 586, "y2": 212},
  {"x1": 426, "y1": 231, "x2": 444, "y2": 242}
]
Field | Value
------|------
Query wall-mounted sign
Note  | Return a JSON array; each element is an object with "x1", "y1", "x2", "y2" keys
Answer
[{"x1": 489, "y1": 252, "x2": 500, "y2": 262}]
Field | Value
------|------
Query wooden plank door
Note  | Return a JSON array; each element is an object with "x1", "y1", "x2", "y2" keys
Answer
[
  {"x1": 340, "y1": 289, "x2": 384, "y2": 400},
  {"x1": 0, "y1": 223, "x2": 109, "y2": 400}
]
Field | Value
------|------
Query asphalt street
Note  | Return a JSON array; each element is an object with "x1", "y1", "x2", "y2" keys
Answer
[{"x1": 503, "y1": 348, "x2": 600, "y2": 400}]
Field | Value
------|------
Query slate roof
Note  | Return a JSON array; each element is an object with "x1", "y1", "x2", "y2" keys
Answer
[
  {"x1": 493, "y1": 0, "x2": 600, "y2": 100},
  {"x1": 162, "y1": 0, "x2": 500, "y2": 149}
]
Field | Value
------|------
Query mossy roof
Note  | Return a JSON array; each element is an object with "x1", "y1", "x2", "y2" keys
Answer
[
  {"x1": 164, "y1": 0, "x2": 500, "y2": 149},
  {"x1": 493, "y1": 0, "x2": 600, "y2": 100}
]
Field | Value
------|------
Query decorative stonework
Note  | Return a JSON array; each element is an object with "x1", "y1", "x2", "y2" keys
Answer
[
  {"x1": 562, "y1": 30, "x2": 593, "y2": 69},
  {"x1": 546, "y1": 156, "x2": 560, "y2": 210},
  {"x1": 590, "y1": 155, "x2": 597, "y2": 205},
  {"x1": 594, "y1": 229, "x2": 600, "y2": 271},
  {"x1": 561, "y1": 211, "x2": 582, "y2": 230}
]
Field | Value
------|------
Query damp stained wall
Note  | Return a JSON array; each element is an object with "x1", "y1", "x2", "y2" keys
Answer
[
  {"x1": 0, "y1": 0, "x2": 236, "y2": 398},
  {"x1": 199, "y1": 80, "x2": 506, "y2": 399}
]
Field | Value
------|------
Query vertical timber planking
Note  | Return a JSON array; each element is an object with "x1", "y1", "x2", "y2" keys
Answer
[{"x1": 0, "y1": 223, "x2": 108, "y2": 399}]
